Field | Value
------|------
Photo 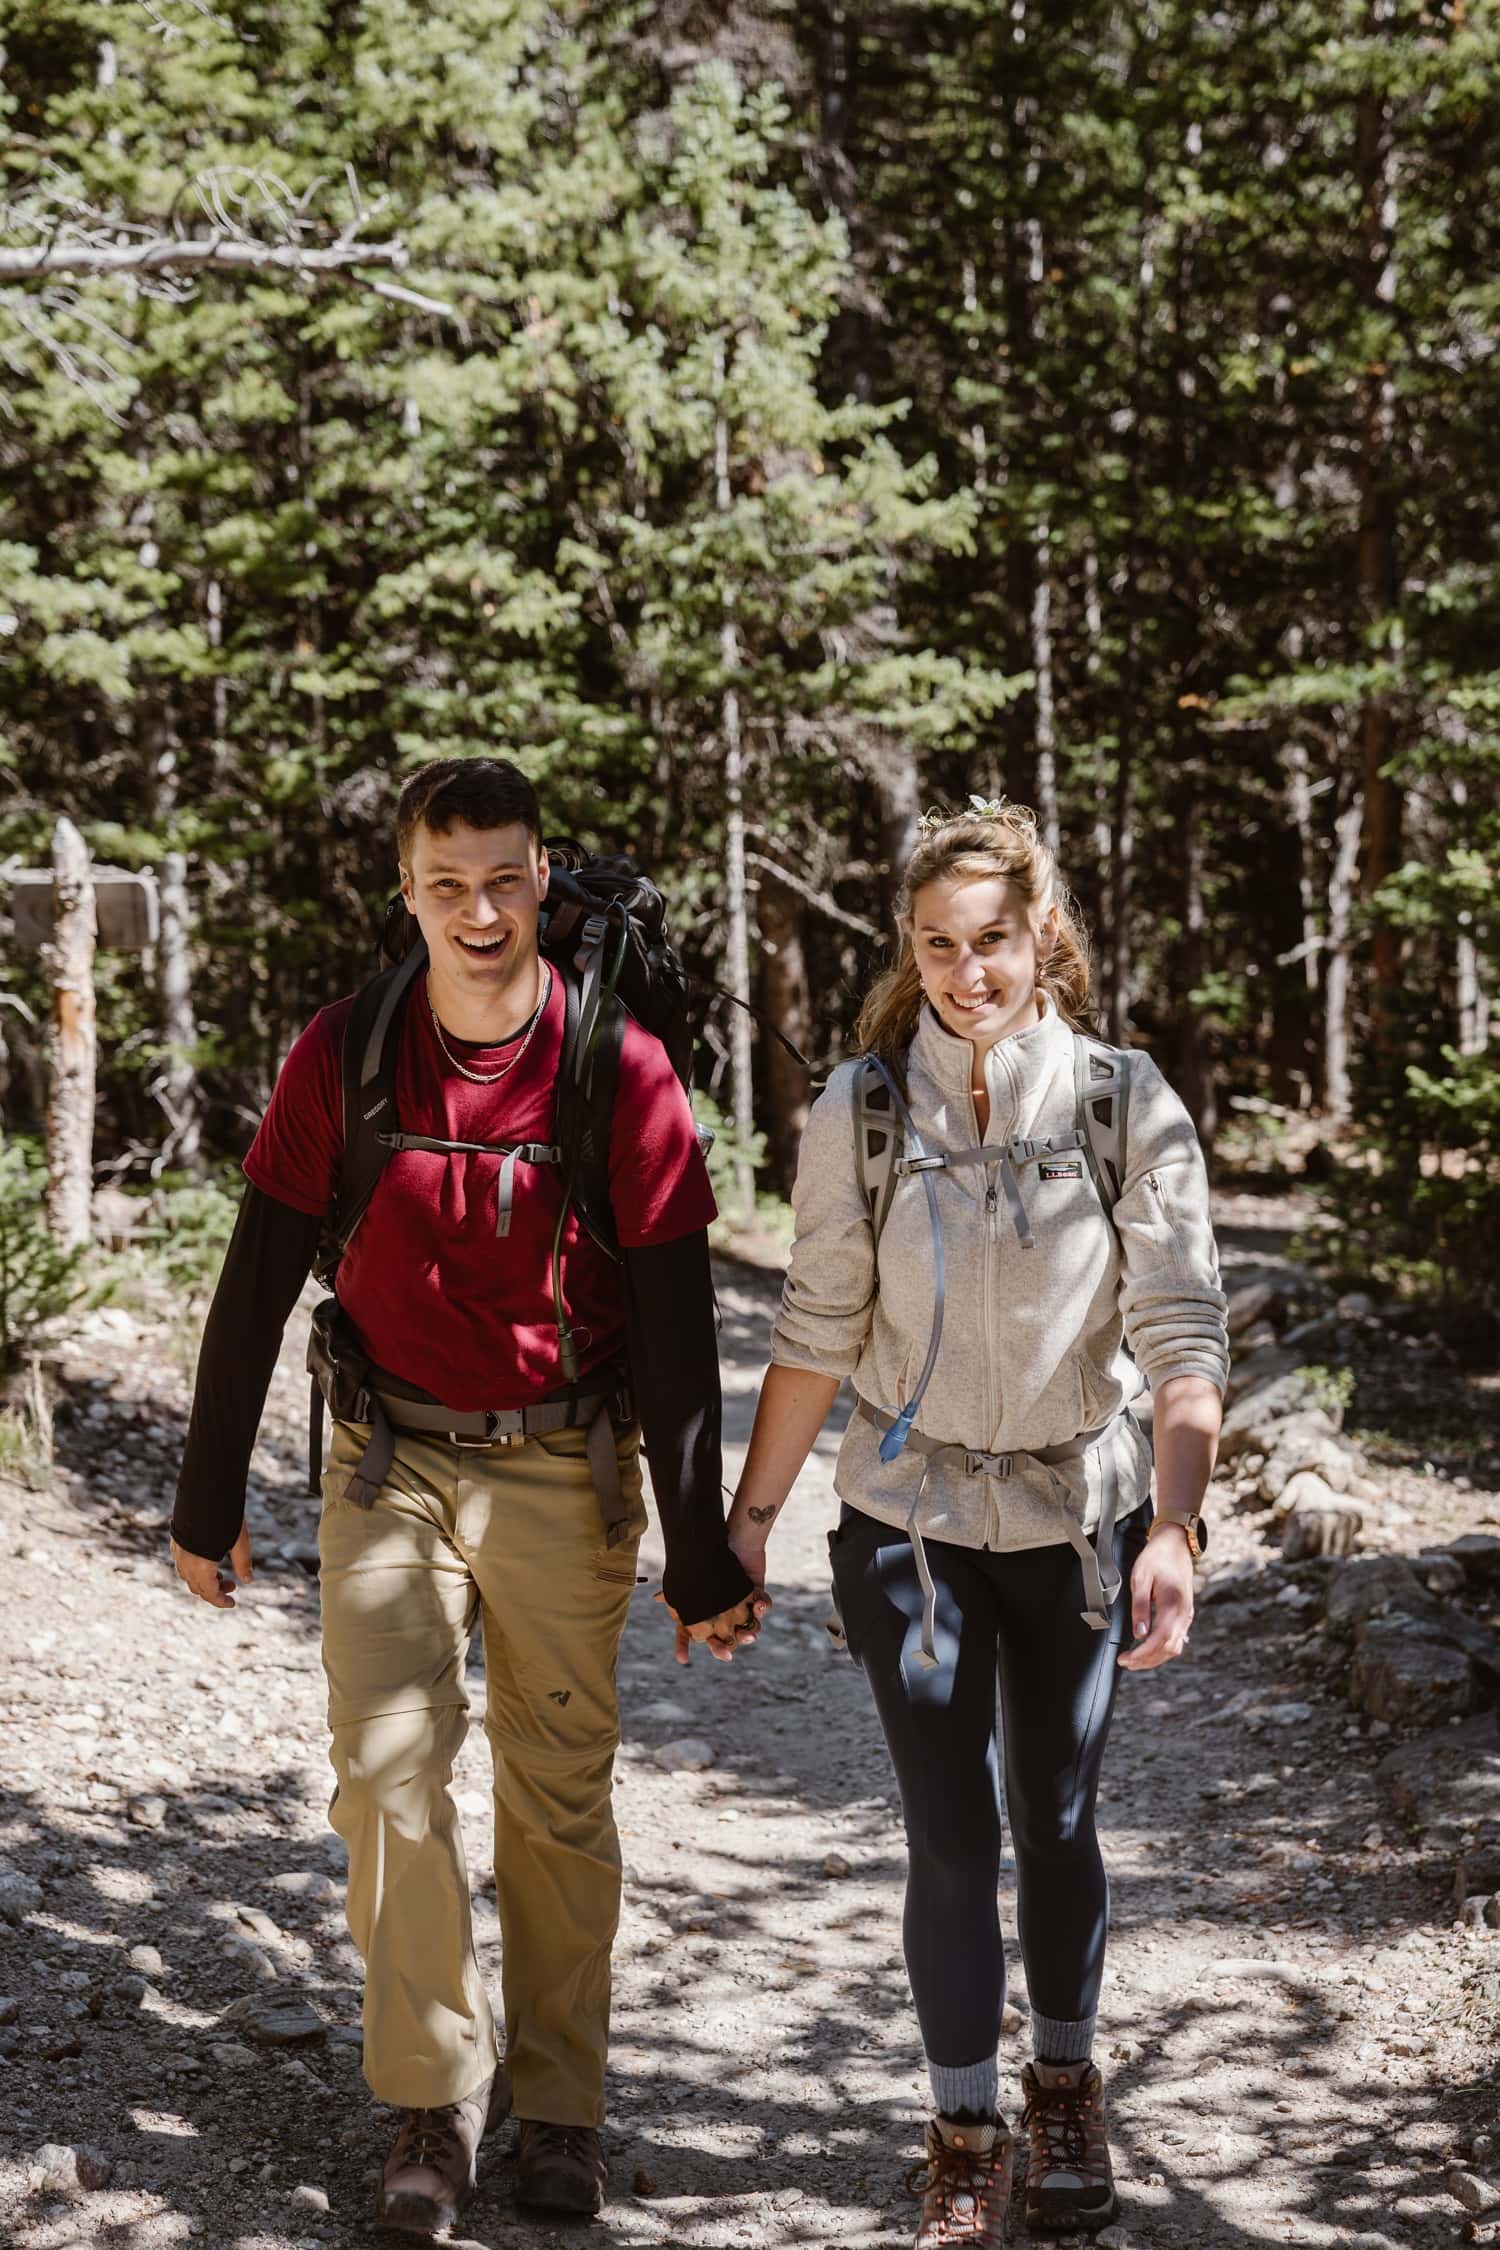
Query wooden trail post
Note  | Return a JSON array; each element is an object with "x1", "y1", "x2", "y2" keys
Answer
[{"x1": 9, "y1": 821, "x2": 159, "y2": 1250}]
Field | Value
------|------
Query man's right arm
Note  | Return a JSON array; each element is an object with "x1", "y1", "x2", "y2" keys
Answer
[{"x1": 172, "y1": 1184, "x2": 321, "y2": 1567}]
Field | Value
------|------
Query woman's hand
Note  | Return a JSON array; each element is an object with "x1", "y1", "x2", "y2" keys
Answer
[
  {"x1": 655, "y1": 1579, "x2": 769, "y2": 1666},
  {"x1": 1117, "y1": 1526, "x2": 1194, "y2": 1670}
]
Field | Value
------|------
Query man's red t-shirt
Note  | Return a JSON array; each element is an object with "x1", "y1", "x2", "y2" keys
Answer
[{"x1": 244, "y1": 969, "x2": 715, "y2": 1409}]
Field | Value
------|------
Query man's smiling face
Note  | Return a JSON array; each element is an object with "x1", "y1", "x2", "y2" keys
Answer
[{"x1": 400, "y1": 817, "x2": 549, "y2": 1019}]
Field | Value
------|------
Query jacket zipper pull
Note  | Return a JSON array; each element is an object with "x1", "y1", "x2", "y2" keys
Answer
[{"x1": 985, "y1": 1181, "x2": 998, "y2": 1217}]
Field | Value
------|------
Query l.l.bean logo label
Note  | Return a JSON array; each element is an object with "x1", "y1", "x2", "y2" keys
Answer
[{"x1": 1038, "y1": 1157, "x2": 1085, "y2": 1182}]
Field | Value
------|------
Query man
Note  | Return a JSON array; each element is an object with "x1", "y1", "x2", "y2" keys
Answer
[{"x1": 172, "y1": 757, "x2": 758, "y2": 2233}]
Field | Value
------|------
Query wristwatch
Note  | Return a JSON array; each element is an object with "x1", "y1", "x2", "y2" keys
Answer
[{"x1": 1147, "y1": 1509, "x2": 1208, "y2": 1560}]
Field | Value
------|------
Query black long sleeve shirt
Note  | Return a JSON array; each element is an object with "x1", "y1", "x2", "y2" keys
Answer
[{"x1": 172, "y1": 1183, "x2": 752, "y2": 1627}]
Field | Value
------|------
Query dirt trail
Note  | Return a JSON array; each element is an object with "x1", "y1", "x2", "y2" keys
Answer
[{"x1": 1, "y1": 1208, "x2": 1497, "y2": 2249}]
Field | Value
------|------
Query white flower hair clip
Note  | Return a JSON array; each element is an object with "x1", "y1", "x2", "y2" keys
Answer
[{"x1": 915, "y1": 793, "x2": 1009, "y2": 836}]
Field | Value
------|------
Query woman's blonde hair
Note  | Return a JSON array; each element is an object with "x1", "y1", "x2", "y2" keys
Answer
[{"x1": 854, "y1": 801, "x2": 1093, "y2": 1064}]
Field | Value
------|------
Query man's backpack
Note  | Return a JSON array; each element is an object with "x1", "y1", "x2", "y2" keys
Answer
[{"x1": 314, "y1": 842, "x2": 695, "y2": 1381}]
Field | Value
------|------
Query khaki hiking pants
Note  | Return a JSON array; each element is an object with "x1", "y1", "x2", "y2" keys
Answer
[{"x1": 317, "y1": 1414, "x2": 646, "y2": 2124}]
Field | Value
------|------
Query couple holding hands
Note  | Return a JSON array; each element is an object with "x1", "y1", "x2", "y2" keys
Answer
[{"x1": 172, "y1": 757, "x2": 1225, "y2": 2243}]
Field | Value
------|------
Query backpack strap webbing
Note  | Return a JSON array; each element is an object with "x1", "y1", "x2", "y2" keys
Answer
[
  {"x1": 1072, "y1": 1032, "x2": 1132, "y2": 1221},
  {"x1": 320, "y1": 939, "x2": 428, "y2": 1285},
  {"x1": 853, "y1": 1054, "x2": 904, "y2": 1251}
]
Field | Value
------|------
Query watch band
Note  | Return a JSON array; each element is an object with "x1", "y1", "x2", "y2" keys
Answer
[{"x1": 1147, "y1": 1510, "x2": 1206, "y2": 1560}]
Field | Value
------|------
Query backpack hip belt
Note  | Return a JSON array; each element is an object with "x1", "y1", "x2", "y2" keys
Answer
[
  {"x1": 308, "y1": 1298, "x2": 637, "y2": 1542},
  {"x1": 855, "y1": 1397, "x2": 1127, "y2": 1661}
]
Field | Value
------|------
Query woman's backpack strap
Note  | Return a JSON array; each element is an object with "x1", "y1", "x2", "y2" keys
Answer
[
  {"x1": 852, "y1": 1054, "x2": 905, "y2": 1251},
  {"x1": 1071, "y1": 1031, "x2": 1133, "y2": 1223}
]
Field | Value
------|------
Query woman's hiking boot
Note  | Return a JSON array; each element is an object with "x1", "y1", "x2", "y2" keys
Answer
[
  {"x1": 1017, "y1": 2058, "x2": 1117, "y2": 2234},
  {"x1": 514, "y1": 2120, "x2": 609, "y2": 2216},
  {"x1": 906, "y1": 2113, "x2": 1015, "y2": 2247},
  {"x1": 375, "y1": 2066, "x2": 512, "y2": 2235}
]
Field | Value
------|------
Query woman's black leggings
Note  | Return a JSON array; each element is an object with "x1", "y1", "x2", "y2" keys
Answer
[{"x1": 829, "y1": 1500, "x2": 1150, "y2": 2067}]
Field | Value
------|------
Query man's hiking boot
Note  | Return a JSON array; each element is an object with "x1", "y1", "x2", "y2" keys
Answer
[
  {"x1": 376, "y1": 2067, "x2": 512, "y2": 2235},
  {"x1": 514, "y1": 2120, "x2": 609, "y2": 2216},
  {"x1": 1017, "y1": 2058, "x2": 1117, "y2": 2234},
  {"x1": 906, "y1": 2113, "x2": 1015, "y2": 2247}
]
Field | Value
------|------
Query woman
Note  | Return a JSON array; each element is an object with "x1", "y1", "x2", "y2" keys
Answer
[{"x1": 727, "y1": 802, "x2": 1227, "y2": 2244}]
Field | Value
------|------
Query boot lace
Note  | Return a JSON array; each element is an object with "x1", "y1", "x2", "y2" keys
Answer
[
  {"x1": 1023, "y1": 2079, "x2": 1098, "y2": 2177},
  {"x1": 525, "y1": 2123, "x2": 598, "y2": 2165},
  {"x1": 904, "y1": 2138, "x2": 1004, "y2": 2240},
  {"x1": 401, "y1": 2105, "x2": 466, "y2": 2172}
]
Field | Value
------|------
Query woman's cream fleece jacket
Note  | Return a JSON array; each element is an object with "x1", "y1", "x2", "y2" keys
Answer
[{"x1": 771, "y1": 996, "x2": 1230, "y2": 1554}]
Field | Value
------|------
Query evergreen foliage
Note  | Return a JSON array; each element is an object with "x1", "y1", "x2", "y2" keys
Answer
[
  {"x1": 0, "y1": 1139, "x2": 84, "y2": 1377},
  {"x1": 1, "y1": 0, "x2": 1496, "y2": 1303}
]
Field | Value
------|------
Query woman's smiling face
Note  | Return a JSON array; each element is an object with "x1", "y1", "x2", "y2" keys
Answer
[{"x1": 909, "y1": 872, "x2": 1057, "y2": 1055}]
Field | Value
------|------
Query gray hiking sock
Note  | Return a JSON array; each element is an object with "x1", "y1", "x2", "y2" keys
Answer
[
  {"x1": 1027, "y1": 2011, "x2": 1095, "y2": 2066},
  {"x1": 928, "y1": 2054, "x2": 999, "y2": 2121}
]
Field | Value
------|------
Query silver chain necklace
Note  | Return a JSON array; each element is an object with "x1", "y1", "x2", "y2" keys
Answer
[{"x1": 428, "y1": 964, "x2": 552, "y2": 1086}]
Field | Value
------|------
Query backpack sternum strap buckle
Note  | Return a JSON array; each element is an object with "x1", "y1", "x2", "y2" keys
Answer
[
  {"x1": 964, "y1": 1449, "x2": 1013, "y2": 1478},
  {"x1": 1007, "y1": 1129, "x2": 1086, "y2": 1165}
]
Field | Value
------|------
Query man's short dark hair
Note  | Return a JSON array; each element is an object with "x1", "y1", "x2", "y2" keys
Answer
[{"x1": 397, "y1": 758, "x2": 543, "y2": 865}]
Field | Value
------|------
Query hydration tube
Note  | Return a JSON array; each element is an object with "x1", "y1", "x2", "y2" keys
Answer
[{"x1": 862, "y1": 1053, "x2": 946, "y2": 1462}]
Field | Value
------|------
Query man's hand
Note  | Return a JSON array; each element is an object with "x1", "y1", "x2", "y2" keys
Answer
[
  {"x1": 172, "y1": 1525, "x2": 254, "y2": 1610},
  {"x1": 655, "y1": 1582, "x2": 770, "y2": 1665},
  {"x1": 1117, "y1": 1526, "x2": 1193, "y2": 1671}
]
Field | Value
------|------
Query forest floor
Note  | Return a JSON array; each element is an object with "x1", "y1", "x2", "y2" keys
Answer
[{"x1": 2, "y1": 1190, "x2": 1499, "y2": 2250}]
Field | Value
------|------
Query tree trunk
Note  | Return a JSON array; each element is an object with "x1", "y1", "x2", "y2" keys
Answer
[
  {"x1": 1031, "y1": 517, "x2": 1059, "y2": 855},
  {"x1": 758, "y1": 871, "x2": 813, "y2": 1197},
  {"x1": 1356, "y1": 0, "x2": 1403, "y2": 1033},
  {"x1": 1177, "y1": 776, "x2": 1216, "y2": 1147},
  {"x1": 715, "y1": 361, "x2": 755, "y2": 1225},
  {"x1": 1456, "y1": 935, "x2": 1488, "y2": 1057},
  {"x1": 148, "y1": 694, "x2": 205, "y2": 1175},
  {"x1": 871, "y1": 737, "x2": 920, "y2": 935},
  {"x1": 1325, "y1": 790, "x2": 1364, "y2": 1128},
  {"x1": 1281, "y1": 738, "x2": 1323, "y2": 1106},
  {"x1": 1108, "y1": 193, "x2": 1156, "y2": 1046},
  {"x1": 157, "y1": 849, "x2": 203, "y2": 1174},
  {"x1": 45, "y1": 817, "x2": 97, "y2": 1249}
]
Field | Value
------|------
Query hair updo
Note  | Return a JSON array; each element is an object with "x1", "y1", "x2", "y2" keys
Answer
[{"x1": 854, "y1": 800, "x2": 1093, "y2": 1065}]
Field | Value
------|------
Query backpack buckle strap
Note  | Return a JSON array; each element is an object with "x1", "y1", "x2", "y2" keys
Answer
[
  {"x1": 963, "y1": 1449, "x2": 1012, "y2": 1478},
  {"x1": 895, "y1": 1153, "x2": 947, "y2": 1176},
  {"x1": 574, "y1": 910, "x2": 610, "y2": 973}
]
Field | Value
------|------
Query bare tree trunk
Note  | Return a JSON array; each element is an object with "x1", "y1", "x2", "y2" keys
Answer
[
  {"x1": 1325, "y1": 790, "x2": 1364, "y2": 1127},
  {"x1": 1108, "y1": 191, "x2": 1156, "y2": 1046},
  {"x1": 1456, "y1": 935, "x2": 1487, "y2": 1056},
  {"x1": 1177, "y1": 775, "x2": 1216, "y2": 1146},
  {"x1": 1356, "y1": 0, "x2": 1403, "y2": 1036},
  {"x1": 1031, "y1": 518, "x2": 1059, "y2": 855},
  {"x1": 872, "y1": 738, "x2": 920, "y2": 935},
  {"x1": 147, "y1": 691, "x2": 204, "y2": 1174},
  {"x1": 1281, "y1": 737, "x2": 1323, "y2": 1106},
  {"x1": 758, "y1": 871, "x2": 812, "y2": 1197},
  {"x1": 157, "y1": 850, "x2": 203, "y2": 1173},
  {"x1": 715, "y1": 357, "x2": 755, "y2": 1224},
  {"x1": 45, "y1": 818, "x2": 97, "y2": 1249}
]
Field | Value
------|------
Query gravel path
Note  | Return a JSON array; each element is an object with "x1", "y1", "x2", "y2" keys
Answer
[{"x1": 2, "y1": 1217, "x2": 1498, "y2": 2249}]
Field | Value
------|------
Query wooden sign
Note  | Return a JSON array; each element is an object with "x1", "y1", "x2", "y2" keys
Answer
[{"x1": 11, "y1": 865, "x2": 159, "y2": 950}]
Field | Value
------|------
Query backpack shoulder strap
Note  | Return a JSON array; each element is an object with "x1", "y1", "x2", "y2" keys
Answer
[
  {"x1": 852, "y1": 1053, "x2": 905, "y2": 1251},
  {"x1": 560, "y1": 982, "x2": 625, "y2": 1261},
  {"x1": 320, "y1": 939, "x2": 428, "y2": 1282},
  {"x1": 1072, "y1": 1030, "x2": 1132, "y2": 1219}
]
